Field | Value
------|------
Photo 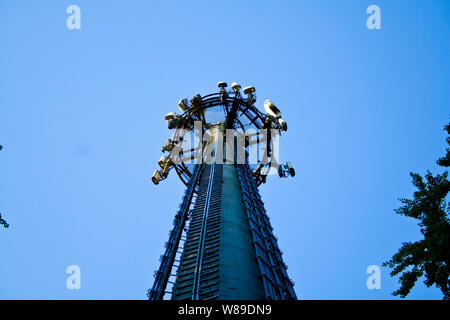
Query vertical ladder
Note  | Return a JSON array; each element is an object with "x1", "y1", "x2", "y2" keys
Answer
[
  {"x1": 236, "y1": 164, "x2": 297, "y2": 300},
  {"x1": 148, "y1": 164, "x2": 202, "y2": 300}
]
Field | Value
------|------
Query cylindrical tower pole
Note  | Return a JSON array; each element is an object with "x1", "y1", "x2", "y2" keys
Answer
[{"x1": 171, "y1": 125, "x2": 267, "y2": 299}]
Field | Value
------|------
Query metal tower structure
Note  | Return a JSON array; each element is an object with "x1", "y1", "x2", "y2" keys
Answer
[{"x1": 147, "y1": 82, "x2": 297, "y2": 300}]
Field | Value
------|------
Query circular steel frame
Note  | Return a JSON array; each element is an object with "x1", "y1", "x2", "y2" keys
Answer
[{"x1": 167, "y1": 91, "x2": 282, "y2": 187}]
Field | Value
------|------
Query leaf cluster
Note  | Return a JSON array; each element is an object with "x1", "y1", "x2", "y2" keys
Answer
[{"x1": 383, "y1": 122, "x2": 450, "y2": 299}]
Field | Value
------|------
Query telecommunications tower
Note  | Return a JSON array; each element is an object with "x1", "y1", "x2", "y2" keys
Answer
[{"x1": 148, "y1": 82, "x2": 297, "y2": 300}]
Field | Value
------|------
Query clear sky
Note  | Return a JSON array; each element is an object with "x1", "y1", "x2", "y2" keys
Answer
[{"x1": 0, "y1": 0, "x2": 449, "y2": 299}]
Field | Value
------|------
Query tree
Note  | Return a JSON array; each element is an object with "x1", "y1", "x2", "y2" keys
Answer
[
  {"x1": 0, "y1": 213, "x2": 9, "y2": 229},
  {"x1": 383, "y1": 122, "x2": 450, "y2": 300},
  {"x1": 0, "y1": 145, "x2": 7, "y2": 229}
]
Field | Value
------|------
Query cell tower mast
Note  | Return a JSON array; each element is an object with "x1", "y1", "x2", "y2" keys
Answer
[{"x1": 148, "y1": 82, "x2": 296, "y2": 300}]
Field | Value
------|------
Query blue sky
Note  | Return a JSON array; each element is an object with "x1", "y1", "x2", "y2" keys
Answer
[{"x1": 0, "y1": 0, "x2": 449, "y2": 299}]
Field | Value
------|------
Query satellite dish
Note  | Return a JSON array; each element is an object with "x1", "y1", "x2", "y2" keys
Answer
[
  {"x1": 151, "y1": 170, "x2": 162, "y2": 185},
  {"x1": 178, "y1": 99, "x2": 188, "y2": 112},
  {"x1": 231, "y1": 82, "x2": 241, "y2": 91},
  {"x1": 263, "y1": 99, "x2": 282, "y2": 118},
  {"x1": 286, "y1": 162, "x2": 295, "y2": 177},
  {"x1": 165, "y1": 112, "x2": 176, "y2": 122},
  {"x1": 278, "y1": 165, "x2": 284, "y2": 177},
  {"x1": 278, "y1": 118, "x2": 287, "y2": 131},
  {"x1": 243, "y1": 86, "x2": 255, "y2": 94}
]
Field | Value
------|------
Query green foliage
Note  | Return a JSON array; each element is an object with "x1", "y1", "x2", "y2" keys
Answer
[
  {"x1": 0, "y1": 146, "x2": 8, "y2": 229},
  {"x1": 383, "y1": 122, "x2": 450, "y2": 300},
  {"x1": 0, "y1": 213, "x2": 9, "y2": 229},
  {"x1": 437, "y1": 123, "x2": 450, "y2": 167}
]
